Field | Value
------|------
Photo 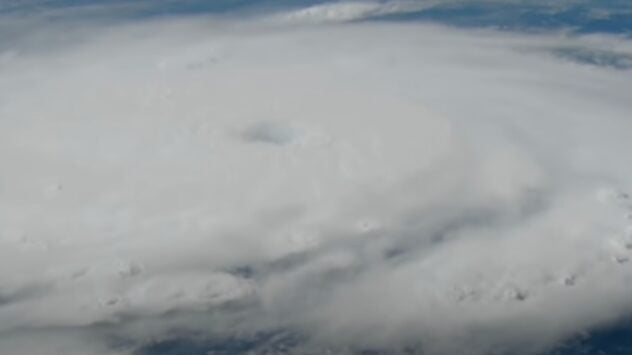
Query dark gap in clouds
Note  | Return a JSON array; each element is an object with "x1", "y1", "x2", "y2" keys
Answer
[
  {"x1": 550, "y1": 317, "x2": 632, "y2": 355},
  {"x1": 241, "y1": 121, "x2": 299, "y2": 146},
  {"x1": 130, "y1": 327, "x2": 423, "y2": 355},
  {"x1": 550, "y1": 47, "x2": 632, "y2": 70},
  {"x1": 134, "y1": 330, "x2": 302, "y2": 355},
  {"x1": 225, "y1": 265, "x2": 256, "y2": 279}
]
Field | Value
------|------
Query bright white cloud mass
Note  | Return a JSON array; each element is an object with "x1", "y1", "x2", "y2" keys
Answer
[{"x1": 1, "y1": 1, "x2": 632, "y2": 354}]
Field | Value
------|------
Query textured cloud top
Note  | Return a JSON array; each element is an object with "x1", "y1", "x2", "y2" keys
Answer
[{"x1": 1, "y1": 1, "x2": 632, "y2": 354}]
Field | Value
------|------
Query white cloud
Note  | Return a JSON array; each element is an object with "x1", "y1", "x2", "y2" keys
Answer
[
  {"x1": 269, "y1": 1, "x2": 433, "y2": 24},
  {"x1": 1, "y1": 3, "x2": 632, "y2": 354}
]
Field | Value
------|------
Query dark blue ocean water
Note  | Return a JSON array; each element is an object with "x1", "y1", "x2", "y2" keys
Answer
[{"x1": 3, "y1": 0, "x2": 631, "y2": 36}]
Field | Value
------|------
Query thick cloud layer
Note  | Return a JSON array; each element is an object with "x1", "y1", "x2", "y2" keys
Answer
[{"x1": 1, "y1": 2, "x2": 632, "y2": 354}]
